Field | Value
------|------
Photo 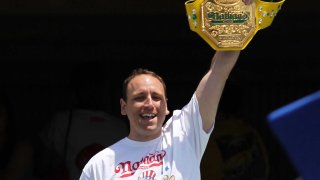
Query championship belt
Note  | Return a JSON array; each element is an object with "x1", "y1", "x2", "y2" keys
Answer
[{"x1": 185, "y1": 0, "x2": 285, "y2": 50}]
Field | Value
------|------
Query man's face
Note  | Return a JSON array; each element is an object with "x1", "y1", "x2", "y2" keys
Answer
[{"x1": 120, "y1": 74, "x2": 169, "y2": 141}]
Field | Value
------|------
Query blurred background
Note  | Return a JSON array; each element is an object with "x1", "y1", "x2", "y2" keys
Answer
[{"x1": 0, "y1": 0, "x2": 319, "y2": 179}]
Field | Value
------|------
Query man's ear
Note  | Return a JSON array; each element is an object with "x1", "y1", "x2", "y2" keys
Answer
[
  {"x1": 166, "y1": 108, "x2": 170, "y2": 115},
  {"x1": 120, "y1": 98, "x2": 127, "y2": 115}
]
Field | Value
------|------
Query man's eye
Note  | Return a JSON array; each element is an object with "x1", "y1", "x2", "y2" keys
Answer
[
  {"x1": 152, "y1": 96, "x2": 162, "y2": 101},
  {"x1": 134, "y1": 97, "x2": 145, "y2": 101}
]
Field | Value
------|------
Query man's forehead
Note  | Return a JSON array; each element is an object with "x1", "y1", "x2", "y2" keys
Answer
[
  {"x1": 130, "y1": 74, "x2": 161, "y2": 85},
  {"x1": 128, "y1": 75, "x2": 164, "y2": 92}
]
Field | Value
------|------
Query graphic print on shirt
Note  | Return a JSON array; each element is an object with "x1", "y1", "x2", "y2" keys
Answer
[
  {"x1": 114, "y1": 150, "x2": 166, "y2": 178},
  {"x1": 163, "y1": 175, "x2": 175, "y2": 180},
  {"x1": 138, "y1": 170, "x2": 156, "y2": 180}
]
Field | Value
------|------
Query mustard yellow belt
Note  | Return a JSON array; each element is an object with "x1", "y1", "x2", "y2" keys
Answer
[{"x1": 185, "y1": 0, "x2": 285, "y2": 50}]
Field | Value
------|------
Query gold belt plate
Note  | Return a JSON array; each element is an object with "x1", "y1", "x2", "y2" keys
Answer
[{"x1": 201, "y1": 0, "x2": 256, "y2": 49}]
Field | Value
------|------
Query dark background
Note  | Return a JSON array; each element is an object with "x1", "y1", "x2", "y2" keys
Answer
[{"x1": 0, "y1": 0, "x2": 319, "y2": 179}]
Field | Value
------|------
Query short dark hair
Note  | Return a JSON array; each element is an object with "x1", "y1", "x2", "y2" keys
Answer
[{"x1": 121, "y1": 68, "x2": 167, "y2": 101}]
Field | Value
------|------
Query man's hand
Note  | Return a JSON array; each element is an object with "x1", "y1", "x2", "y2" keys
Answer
[{"x1": 242, "y1": 0, "x2": 254, "y2": 5}]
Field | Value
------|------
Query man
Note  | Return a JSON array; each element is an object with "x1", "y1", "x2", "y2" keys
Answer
[
  {"x1": 80, "y1": 50, "x2": 240, "y2": 180},
  {"x1": 80, "y1": 0, "x2": 253, "y2": 178}
]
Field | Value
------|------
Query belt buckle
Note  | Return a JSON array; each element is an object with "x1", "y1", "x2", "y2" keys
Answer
[{"x1": 201, "y1": 0, "x2": 256, "y2": 50}]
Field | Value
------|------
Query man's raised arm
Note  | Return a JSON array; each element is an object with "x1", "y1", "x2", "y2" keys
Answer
[{"x1": 196, "y1": 51, "x2": 240, "y2": 133}]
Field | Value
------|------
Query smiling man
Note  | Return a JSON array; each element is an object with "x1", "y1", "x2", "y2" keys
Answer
[
  {"x1": 79, "y1": 0, "x2": 254, "y2": 179},
  {"x1": 79, "y1": 49, "x2": 241, "y2": 180}
]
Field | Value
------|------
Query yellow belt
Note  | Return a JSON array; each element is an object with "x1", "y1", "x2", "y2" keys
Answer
[{"x1": 185, "y1": 0, "x2": 285, "y2": 50}]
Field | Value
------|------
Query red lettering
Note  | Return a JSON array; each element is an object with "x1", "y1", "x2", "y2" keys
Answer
[
  {"x1": 132, "y1": 161, "x2": 140, "y2": 170},
  {"x1": 115, "y1": 161, "x2": 132, "y2": 174},
  {"x1": 114, "y1": 150, "x2": 167, "y2": 177}
]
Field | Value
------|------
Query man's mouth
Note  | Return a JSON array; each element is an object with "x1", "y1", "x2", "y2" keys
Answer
[{"x1": 140, "y1": 113, "x2": 156, "y2": 120}]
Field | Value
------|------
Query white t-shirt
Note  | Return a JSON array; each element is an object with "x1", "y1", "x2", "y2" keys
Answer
[{"x1": 80, "y1": 94, "x2": 214, "y2": 180}]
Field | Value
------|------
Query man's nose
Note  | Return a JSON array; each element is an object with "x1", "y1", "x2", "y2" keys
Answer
[{"x1": 144, "y1": 96, "x2": 154, "y2": 106}]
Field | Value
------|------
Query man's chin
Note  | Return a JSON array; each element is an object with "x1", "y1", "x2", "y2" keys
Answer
[{"x1": 142, "y1": 127, "x2": 162, "y2": 136}]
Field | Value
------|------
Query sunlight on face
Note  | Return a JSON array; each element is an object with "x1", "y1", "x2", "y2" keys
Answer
[{"x1": 120, "y1": 74, "x2": 169, "y2": 141}]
